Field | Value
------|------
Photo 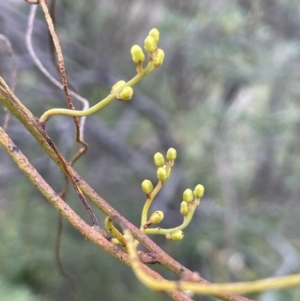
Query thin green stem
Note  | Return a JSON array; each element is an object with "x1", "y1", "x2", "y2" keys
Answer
[
  {"x1": 140, "y1": 161, "x2": 173, "y2": 229},
  {"x1": 144, "y1": 200, "x2": 200, "y2": 235},
  {"x1": 140, "y1": 180, "x2": 163, "y2": 228},
  {"x1": 123, "y1": 226, "x2": 300, "y2": 295},
  {"x1": 105, "y1": 216, "x2": 127, "y2": 250},
  {"x1": 40, "y1": 61, "x2": 154, "y2": 122}
]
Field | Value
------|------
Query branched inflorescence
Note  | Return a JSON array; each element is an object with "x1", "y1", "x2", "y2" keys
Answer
[
  {"x1": 106, "y1": 146, "x2": 205, "y2": 248},
  {"x1": 140, "y1": 148, "x2": 204, "y2": 242},
  {"x1": 39, "y1": 28, "x2": 164, "y2": 123}
]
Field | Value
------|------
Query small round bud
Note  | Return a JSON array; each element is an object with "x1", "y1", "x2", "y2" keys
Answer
[
  {"x1": 141, "y1": 179, "x2": 153, "y2": 194},
  {"x1": 111, "y1": 80, "x2": 126, "y2": 93},
  {"x1": 194, "y1": 184, "x2": 205, "y2": 199},
  {"x1": 157, "y1": 167, "x2": 168, "y2": 181},
  {"x1": 149, "y1": 210, "x2": 164, "y2": 224},
  {"x1": 153, "y1": 49, "x2": 165, "y2": 67},
  {"x1": 149, "y1": 28, "x2": 160, "y2": 43},
  {"x1": 183, "y1": 188, "x2": 194, "y2": 203},
  {"x1": 154, "y1": 152, "x2": 165, "y2": 167},
  {"x1": 180, "y1": 201, "x2": 189, "y2": 216},
  {"x1": 130, "y1": 45, "x2": 145, "y2": 63},
  {"x1": 144, "y1": 35, "x2": 157, "y2": 53},
  {"x1": 166, "y1": 147, "x2": 177, "y2": 161},
  {"x1": 118, "y1": 86, "x2": 134, "y2": 101},
  {"x1": 166, "y1": 230, "x2": 184, "y2": 241}
]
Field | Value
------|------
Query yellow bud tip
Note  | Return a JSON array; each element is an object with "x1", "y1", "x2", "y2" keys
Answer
[
  {"x1": 154, "y1": 152, "x2": 165, "y2": 167},
  {"x1": 157, "y1": 167, "x2": 168, "y2": 181},
  {"x1": 149, "y1": 210, "x2": 164, "y2": 224},
  {"x1": 180, "y1": 201, "x2": 189, "y2": 216},
  {"x1": 130, "y1": 45, "x2": 145, "y2": 63},
  {"x1": 166, "y1": 230, "x2": 184, "y2": 241},
  {"x1": 117, "y1": 86, "x2": 134, "y2": 101},
  {"x1": 153, "y1": 49, "x2": 165, "y2": 67},
  {"x1": 166, "y1": 147, "x2": 177, "y2": 161},
  {"x1": 111, "y1": 80, "x2": 126, "y2": 94},
  {"x1": 141, "y1": 179, "x2": 153, "y2": 194},
  {"x1": 183, "y1": 188, "x2": 194, "y2": 203},
  {"x1": 144, "y1": 35, "x2": 157, "y2": 53},
  {"x1": 149, "y1": 28, "x2": 160, "y2": 43},
  {"x1": 194, "y1": 184, "x2": 205, "y2": 198}
]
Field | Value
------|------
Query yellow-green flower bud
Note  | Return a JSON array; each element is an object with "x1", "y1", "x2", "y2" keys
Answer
[
  {"x1": 144, "y1": 35, "x2": 157, "y2": 53},
  {"x1": 194, "y1": 184, "x2": 205, "y2": 199},
  {"x1": 153, "y1": 49, "x2": 165, "y2": 67},
  {"x1": 157, "y1": 167, "x2": 168, "y2": 181},
  {"x1": 180, "y1": 201, "x2": 189, "y2": 216},
  {"x1": 166, "y1": 230, "x2": 184, "y2": 241},
  {"x1": 166, "y1": 147, "x2": 177, "y2": 161},
  {"x1": 130, "y1": 45, "x2": 145, "y2": 63},
  {"x1": 149, "y1": 210, "x2": 164, "y2": 224},
  {"x1": 183, "y1": 188, "x2": 194, "y2": 203},
  {"x1": 141, "y1": 179, "x2": 153, "y2": 194},
  {"x1": 149, "y1": 28, "x2": 160, "y2": 43},
  {"x1": 111, "y1": 80, "x2": 126, "y2": 93},
  {"x1": 118, "y1": 86, "x2": 134, "y2": 101},
  {"x1": 154, "y1": 152, "x2": 165, "y2": 167}
]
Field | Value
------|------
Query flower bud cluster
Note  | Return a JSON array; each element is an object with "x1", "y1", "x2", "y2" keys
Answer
[
  {"x1": 180, "y1": 185, "x2": 205, "y2": 217},
  {"x1": 111, "y1": 80, "x2": 134, "y2": 101},
  {"x1": 118, "y1": 86, "x2": 133, "y2": 101},
  {"x1": 139, "y1": 148, "x2": 204, "y2": 246},
  {"x1": 153, "y1": 148, "x2": 178, "y2": 182},
  {"x1": 147, "y1": 26, "x2": 164, "y2": 66},
  {"x1": 130, "y1": 28, "x2": 164, "y2": 70}
]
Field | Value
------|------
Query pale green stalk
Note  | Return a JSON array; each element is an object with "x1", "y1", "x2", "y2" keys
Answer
[{"x1": 40, "y1": 61, "x2": 154, "y2": 122}]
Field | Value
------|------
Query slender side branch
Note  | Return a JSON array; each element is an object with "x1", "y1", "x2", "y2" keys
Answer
[
  {"x1": 105, "y1": 216, "x2": 127, "y2": 250},
  {"x1": 141, "y1": 180, "x2": 163, "y2": 228},
  {"x1": 144, "y1": 200, "x2": 198, "y2": 235},
  {"x1": 39, "y1": 61, "x2": 154, "y2": 122}
]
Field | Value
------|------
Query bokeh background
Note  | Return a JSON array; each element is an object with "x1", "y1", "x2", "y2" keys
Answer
[{"x1": 1, "y1": 0, "x2": 300, "y2": 300}]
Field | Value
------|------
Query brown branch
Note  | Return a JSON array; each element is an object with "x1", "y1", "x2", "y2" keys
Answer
[
  {"x1": 38, "y1": 0, "x2": 78, "y2": 124},
  {"x1": 25, "y1": 2, "x2": 96, "y2": 226},
  {"x1": 36, "y1": 0, "x2": 89, "y2": 163},
  {"x1": 25, "y1": 5, "x2": 91, "y2": 268},
  {"x1": 0, "y1": 77, "x2": 254, "y2": 301},
  {"x1": 37, "y1": 0, "x2": 89, "y2": 214},
  {"x1": 0, "y1": 126, "x2": 193, "y2": 301}
]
